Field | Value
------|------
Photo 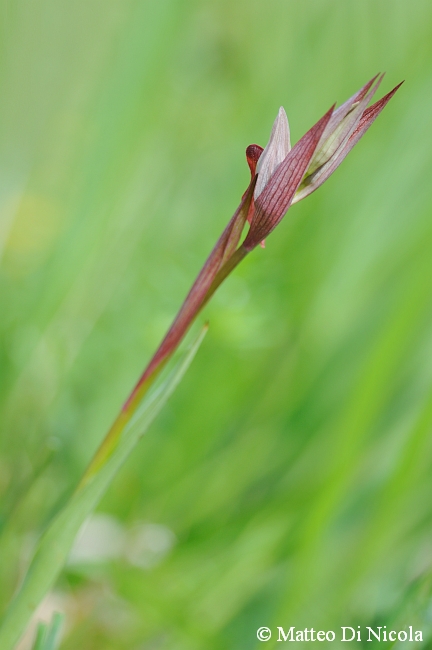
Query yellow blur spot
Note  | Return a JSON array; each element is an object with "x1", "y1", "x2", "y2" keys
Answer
[{"x1": 1, "y1": 194, "x2": 63, "y2": 276}]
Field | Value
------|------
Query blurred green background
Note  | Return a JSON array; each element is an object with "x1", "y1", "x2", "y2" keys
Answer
[{"x1": 1, "y1": 0, "x2": 432, "y2": 648}]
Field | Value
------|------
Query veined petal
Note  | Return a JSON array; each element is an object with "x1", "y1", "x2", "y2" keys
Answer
[
  {"x1": 307, "y1": 74, "x2": 383, "y2": 175},
  {"x1": 243, "y1": 105, "x2": 334, "y2": 251},
  {"x1": 319, "y1": 74, "x2": 380, "y2": 145},
  {"x1": 292, "y1": 81, "x2": 403, "y2": 204},
  {"x1": 254, "y1": 107, "x2": 291, "y2": 198}
]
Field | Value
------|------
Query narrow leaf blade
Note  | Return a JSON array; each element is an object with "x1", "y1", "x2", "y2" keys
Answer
[{"x1": 0, "y1": 326, "x2": 207, "y2": 650}]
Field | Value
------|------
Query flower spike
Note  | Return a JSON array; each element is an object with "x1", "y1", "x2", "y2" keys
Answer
[{"x1": 99, "y1": 76, "x2": 402, "y2": 442}]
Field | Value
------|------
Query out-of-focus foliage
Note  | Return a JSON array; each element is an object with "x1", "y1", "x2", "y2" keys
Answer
[
  {"x1": 1, "y1": 1, "x2": 432, "y2": 648},
  {"x1": 31, "y1": 612, "x2": 63, "y2": 650}
]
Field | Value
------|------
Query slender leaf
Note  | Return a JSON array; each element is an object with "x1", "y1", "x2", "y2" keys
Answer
[
  {"x1": 31, "y1": 613, "x2": 64, "y2": 650},
  {"x1": 0, "y1": 326, "x2": 207, "y2": 650}
]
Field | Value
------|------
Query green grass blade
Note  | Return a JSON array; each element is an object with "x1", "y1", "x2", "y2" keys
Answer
[
  {"x1": 31, "y1": 613, "x2": 64, "y2": 650},
  {"x1": 43, "y1": 612, "x2": 64, "y2": 650},
  {"x1": 32, "y1": 623, "x2": 47, "y2": 650},
  {"x1": 0, "y1": 326, "x2": 207, "y2": 650}
]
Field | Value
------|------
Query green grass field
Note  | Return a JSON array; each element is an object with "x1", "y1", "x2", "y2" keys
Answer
[{"x1": 1, "y1": 1, "x2": 432, "y2": 648}]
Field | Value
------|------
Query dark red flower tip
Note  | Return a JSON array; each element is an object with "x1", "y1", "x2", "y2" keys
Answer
[
  {"x1": 359, "y1": 80, "x2": 404, "y2": 127},
  {"x1": 246, "y1": 144, "x2": 264, "y2": 177}
]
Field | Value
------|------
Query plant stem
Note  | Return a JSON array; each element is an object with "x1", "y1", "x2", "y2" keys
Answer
[{"x1": 79, "y1": 244, "x2": 248, "y2": 490}]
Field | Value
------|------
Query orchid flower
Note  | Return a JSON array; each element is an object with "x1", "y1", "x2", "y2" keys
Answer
[
  {"x1": 0, "y1": 77, "x2": 403, "y2": 650},
  {"x1": 84, "y1": 74, "x2": 402, "y2": 478}
]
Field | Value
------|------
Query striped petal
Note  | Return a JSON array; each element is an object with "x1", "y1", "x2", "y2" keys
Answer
[
  {"x1": 243, "y1": 105, "x2": 334, "y2": 251},
  {"x1": 292, "y1": 81, "x2": 403, "y2": 203},
  {"x1": 254, "y1": 107, "x2": 291, "y2": 198}
]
